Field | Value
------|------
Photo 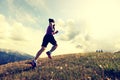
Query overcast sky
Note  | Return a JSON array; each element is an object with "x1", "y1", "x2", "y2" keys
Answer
[{"x1": 0, "y1": 0, "x2": 120, "y2": 57}]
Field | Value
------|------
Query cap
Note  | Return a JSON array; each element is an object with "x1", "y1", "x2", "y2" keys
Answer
[{"x1": 49, "y1": 18, "x2": 55, "y2": 23}]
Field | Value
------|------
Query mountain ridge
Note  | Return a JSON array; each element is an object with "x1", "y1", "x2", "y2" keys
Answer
[{"x1": 0, "y1": 48, "x2": 33, "y2": 65}]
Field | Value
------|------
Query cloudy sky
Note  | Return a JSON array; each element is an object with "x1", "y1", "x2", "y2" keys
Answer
[{"x1": 0, "y1": 0, "x2": 120, "y2": 57}]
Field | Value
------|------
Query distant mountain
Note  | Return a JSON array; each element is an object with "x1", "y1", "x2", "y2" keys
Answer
[{"x1": 0, "y1": 49, "x2": 33, "y2": 65}]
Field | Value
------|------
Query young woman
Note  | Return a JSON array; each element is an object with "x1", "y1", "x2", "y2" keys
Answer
[{"x1": 31, "y1": 18, "x2": 58, "y2": 68}]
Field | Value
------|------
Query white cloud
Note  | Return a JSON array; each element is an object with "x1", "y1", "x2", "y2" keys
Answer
[
  {"x1": 56, "y1": 17, "x2": 120, "y2": 53},
  {"x1": 0, "y1": 14, "x2": 44, "y2": 55},
  {"x1": 6, "y1": 0, "x2": 38, "y2": 26},
  {"x1": 10, "y1": 22, "x2": 29, "y2": 41},
  {"x1": 15, "y1": 12, "x2": 37, "y2": 24},
  {"x1": 1, "y1": 0, "x2": 120, "y2": 55},
  {"x1": 56, "y1": 19, "x2": 81, "y2": 41},
  {"x1": 56, "y1": 19, "x2": 93, "y2": 52},
  {"x1": 25, "y1": 0, "x2": 50, "y2": 13},
  {"x1": 0, "y1": 15, "x2": 11, "y2": 39}
]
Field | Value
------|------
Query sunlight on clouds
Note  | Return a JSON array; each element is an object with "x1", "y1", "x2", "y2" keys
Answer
[
  {"x1": 0, "y1": 0, "x2": 120, "y2": 55},
  {"x1": 55, "y1": 41, "x2": 83, "y2": 55},
  {"x1": 57, "y1": 19, "x2": 80, "y2": 41},
  {"x1": 0, "y1": 14, "x2": 44, "y2": 55},
  {"x1": 56, "y1": 16, "x2": 120, "y2": 52},
  {"x1": 10, "y1": 21, "x2": 32, "y2": 41},
  {"x1": 81, "y1": 0, "x2": 120, "y2": 40},
  {"x1": 0, "y1": 15, "x2": 11, "y2": 39},
  {"x1": 56, "y1": 19, "x2": 93, "y2": 52},
  {"x1": 16, "y1": 13, "x2": 37, "y2": 25}
]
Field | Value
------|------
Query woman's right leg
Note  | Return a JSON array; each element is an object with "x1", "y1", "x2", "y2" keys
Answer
[
  {"x1": 31, "y1": 46, "x2": 46, "y2": 68},
  {"x1": 34, "y1": 46, "x2": 46, "y2": 60}
]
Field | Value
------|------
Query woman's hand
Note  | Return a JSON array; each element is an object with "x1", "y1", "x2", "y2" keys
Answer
[
  {"x1": 55, "y1": 30, "x2": 58, "y2": 34},
  {"x1": 52, "y1": 30, "x2": 58, "y2": 35}
]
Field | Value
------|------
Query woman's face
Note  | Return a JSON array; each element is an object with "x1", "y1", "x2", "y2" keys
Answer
[{"x1": 51, "y1": 22, "x2": 55, "y2": 26}]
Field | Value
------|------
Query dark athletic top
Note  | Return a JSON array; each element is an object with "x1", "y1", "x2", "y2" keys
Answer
[{"x1": 46, "y1": 26, "x2": 55, "y2": 35}]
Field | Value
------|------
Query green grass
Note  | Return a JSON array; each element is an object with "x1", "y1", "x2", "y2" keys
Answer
[{"x1": 0, "y1": 52, "x2": 120, "y2": 80}]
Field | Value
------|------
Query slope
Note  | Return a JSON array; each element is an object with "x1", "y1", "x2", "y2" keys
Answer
[{"x1": 0, "y1": 52, "x2": 120, "y2": 80}]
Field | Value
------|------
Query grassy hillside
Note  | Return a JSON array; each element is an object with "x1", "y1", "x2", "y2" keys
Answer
[{"x1": 0, "y1": 52, "x2": 120, "y2": 80}]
